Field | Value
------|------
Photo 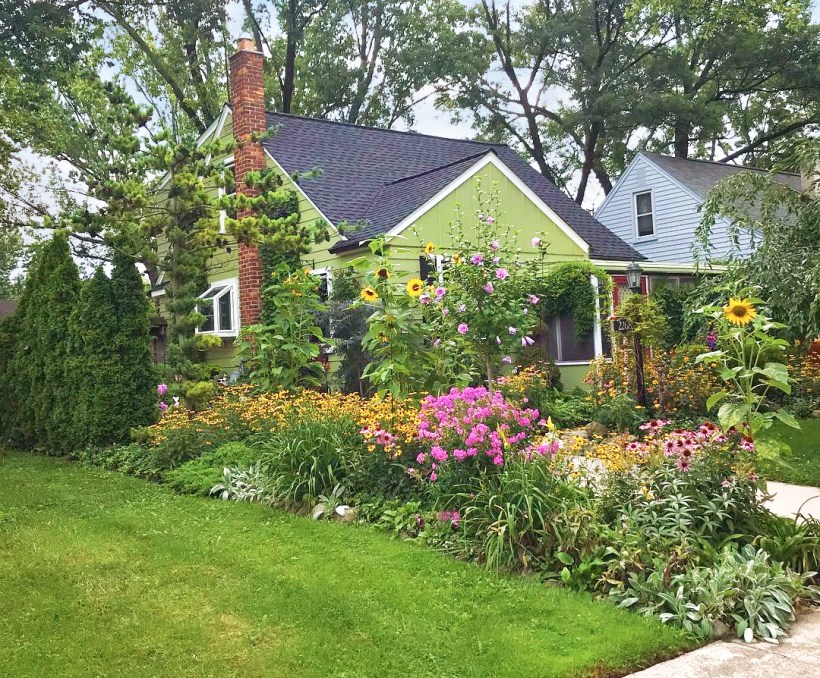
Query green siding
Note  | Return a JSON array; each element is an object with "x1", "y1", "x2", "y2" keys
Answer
[
  {"x1": 164, "y1": 113, "x2": 598, "y2": 386},
  {"x1": 558, "y1": 365, "x2": 590, "y2": 392}
]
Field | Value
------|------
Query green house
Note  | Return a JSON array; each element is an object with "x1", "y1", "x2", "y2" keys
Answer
[{"x1": 153, "y1": 37, "x2": 651, "y2": 389}]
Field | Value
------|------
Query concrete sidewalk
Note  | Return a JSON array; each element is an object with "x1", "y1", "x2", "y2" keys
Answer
[
  {"x1": 764, "y1": 481, "x2": 820, "y2": 521},
  {"x1": 626, "y1": 610, "x2": 820, "y2": 678}
]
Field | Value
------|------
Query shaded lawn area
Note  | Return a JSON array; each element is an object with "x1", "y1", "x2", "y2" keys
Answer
[
  {"x1": 761, "y1": 420, "x2": 820, "y2": 488},
  {"x1": 0, "y1": 452, "x2": 692, "y2": 678}
]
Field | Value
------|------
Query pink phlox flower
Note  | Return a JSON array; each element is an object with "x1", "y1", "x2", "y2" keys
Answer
[
  {"x1": 470, "y1": 253, "x2": 484, "y2": 265},
  {"x1": 457, "y1": 323, "x2": 469, "y2": 335},
  {"x1": 159, "y1": 401, "x2": 169, "y2": 412},
  {"x1": 490, "y1": 239, "x2": 500, "y2": 250}
]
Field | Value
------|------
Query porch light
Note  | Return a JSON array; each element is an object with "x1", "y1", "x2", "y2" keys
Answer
[{"x1": 625, "y1": 261, "x2": 643, "y2": 294}]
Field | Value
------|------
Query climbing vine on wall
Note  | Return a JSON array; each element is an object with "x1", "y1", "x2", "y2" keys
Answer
[{"x1": 532, "y1": 261, "x2": 612, "y2": 338}]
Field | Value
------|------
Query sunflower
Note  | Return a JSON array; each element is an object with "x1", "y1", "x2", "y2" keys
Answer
[
  {"x1": 406, "y1": 278, "x2": 424, "y2": 297},
  {"x1": 375, "y1": 266, "x2": 391, "y2": 279},
  {"x1": 723, "y1": 298, "x2": 756, "y2": 326},
  {"x1": 360, "y1": 286, "x2": 379, "y2": 302},
  {"x1": 423, "y1": 241, "x2": 436, "y2": 255}
]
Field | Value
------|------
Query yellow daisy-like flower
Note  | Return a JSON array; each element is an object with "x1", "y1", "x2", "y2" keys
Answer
[
  {"x1": 452, "y1": 252, "x2": 462, "y2": 265},
  {"x1": 360, "y1": 286, "x2": 379, "y2": 302},
  {"x1": 424, "y1": 241, "x2": 436, "y2": 255},
  {"x1": 406, "y1": 278, "x2": 424, "y2": 297},
  {"x1": 723, "y1": 298, "x2": 756, "y2": 326},
  {"x1": 375, "y1": 266, "x2": 391, "y2": 279}
]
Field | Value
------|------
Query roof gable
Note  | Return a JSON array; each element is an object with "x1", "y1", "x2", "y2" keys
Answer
[{"x1": 254, "y1": 111, "x2": 642, "y2": 260}]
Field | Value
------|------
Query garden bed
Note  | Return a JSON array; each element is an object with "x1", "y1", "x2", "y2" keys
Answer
[{"x1": 0, "y1": 451, "x2": 692, "y2": 678}]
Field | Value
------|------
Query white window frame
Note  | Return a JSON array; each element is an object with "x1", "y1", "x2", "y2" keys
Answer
[
  {"x1": 195, "y1": 277, "x2": 239, "y2": 337},
  {"x1": 633, "y1": 189, "x2": 655, "y2": 239},
  {"x1": 550, "y1": 275, "x2": 605, "y2": 366},
  {"x1": 218, "y1": 156, "x2": 235, "y2": 234}
]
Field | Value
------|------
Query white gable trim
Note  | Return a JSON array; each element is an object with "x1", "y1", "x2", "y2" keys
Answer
[
  {"x1": 595, "y1": 153, "x2": 642, "y2": 217},
  {"x1": 590, "y1": 259, "x2": 727, "y2": 274},
  {"x1": 197, "y1": 105, "x2": 231, "y2": 148},
  {"x1": 382, "y1": 153, "x2": 590, "y2": 254},
  {"x1": 262, "y1": 148, "x2": 345, "y2": 240}
]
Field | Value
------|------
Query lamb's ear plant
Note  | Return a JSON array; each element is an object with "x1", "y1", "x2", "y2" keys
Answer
[{"x1": 696, "y1": 287, "x2": 799, "y2": 443}]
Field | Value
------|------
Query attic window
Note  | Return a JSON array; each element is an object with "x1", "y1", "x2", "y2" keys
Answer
[
  {"x1": 196, "y1": 278, "x2": 238, "y2": 337},
  {"x1": 634, "y1": 191, "x2": 654, "y2": 237}
]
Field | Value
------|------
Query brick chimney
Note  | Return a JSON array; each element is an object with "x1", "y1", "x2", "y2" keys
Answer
[{"x1": 230, "y1": 33, "x2": 266, "y2": 327}]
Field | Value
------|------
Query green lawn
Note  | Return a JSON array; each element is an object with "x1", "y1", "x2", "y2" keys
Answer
[
  {"x1": 762, "y1": 419, "x2": 820, "y2": 487},
  {"x1": 0, "y1": 451, "x2": 691, "y2": 678}
]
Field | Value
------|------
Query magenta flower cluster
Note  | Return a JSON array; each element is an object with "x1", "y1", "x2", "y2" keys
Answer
[
  {"x1": 413, "y1": 386, "x2": 543, "y2": 480},
  {"x1": 634, "y1": 419, "x2": 756, "y2": 473}
]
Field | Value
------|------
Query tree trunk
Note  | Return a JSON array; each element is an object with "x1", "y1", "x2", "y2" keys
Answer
[{"x1": 674, "y1": 115, "x2": 690, "y2": 158}]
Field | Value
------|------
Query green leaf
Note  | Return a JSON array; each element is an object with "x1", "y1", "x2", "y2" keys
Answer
[
  {"x1": 718, "y1": 402, "x2": 749, "y2": 430},
  {"x1": 555, "y1": 551, "x2": 574, "y2": 565},
  {"x1": 706, "y1": 390, "x2": 728, "y2": 411},
  {"x1": 695, "y1": 350, "x2": 723, "y2": 364},
  {"x1": 560, "y1": 567, "x2": 571, "y2": 584},
  {"x1": 773, "y1": 409, "x2": 801, "y2": 430}
]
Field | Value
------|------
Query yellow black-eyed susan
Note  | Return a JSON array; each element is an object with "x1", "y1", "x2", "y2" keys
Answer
[
  {"x1": 360, "y1": 286, "x2": 379, "y2": 302},
  {"x1": 423, "y1": 241, "x2": 436, "y2": 255},
  {"x1": 723, "y1": 298, "x2": 756, "y2": 326}
]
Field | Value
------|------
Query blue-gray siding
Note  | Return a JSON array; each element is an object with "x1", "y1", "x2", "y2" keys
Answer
[{"x1": 595, "y1": 154, "x2": 752, "y2": 264}]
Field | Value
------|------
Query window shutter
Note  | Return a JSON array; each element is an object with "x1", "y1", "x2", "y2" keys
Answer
[{"x1": 419, "y1": 256, "x2": 433, "y2": 284}]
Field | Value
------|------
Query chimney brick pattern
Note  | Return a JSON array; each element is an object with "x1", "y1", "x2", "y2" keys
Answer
[{"x1": 229, "y1": 39, "x2": 266, "y2": 327}]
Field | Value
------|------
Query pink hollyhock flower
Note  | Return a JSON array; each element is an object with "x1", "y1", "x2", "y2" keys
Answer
[
  {"x1": 502, "y1": 356, "x2": 512, "y2": 364},
  {"x1": 159, "y1": 401, "x2": 169, "y2": 412},
  {"x1": 442, "y1": 307, "x2": 449, "y2": 317},
  {"x1": 483, "y1": 282, "x2": 494, "y2": 294},
  {"x1": 531, "y1": 237, "x2": 542, "y2": 247},
  {"x1": 434, "y1": 286, "x2": 446, "y2": 297},
  {"x1": 457, "y1": 323, "x2": 469, "y2": 335},
  {"x1": 419, "y1": 294, "x2": 431, "y2": 305},
  {"x1": 508, "y1": 326, "x2": 517, "y2": 335},
  {"x1": 490, "y1": 239, "x2": 500, "y2": 250},
  {"x1": 470, "y1": 253, "x2": 484, "y2": 265},
  {"x1": 157, "y1": 383, "x2": 168, "y2": 396},
  {"x1": 528, "y1": 294, "x2": 540, "y2": 304},
  {"x1": 495, "y1": 268, "x2": 509, "y2": 280}
]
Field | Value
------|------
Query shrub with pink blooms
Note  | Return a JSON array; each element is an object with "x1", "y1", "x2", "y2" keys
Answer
[{"x1": 410, "y1": 385, "x2": 560, "y2": 491}]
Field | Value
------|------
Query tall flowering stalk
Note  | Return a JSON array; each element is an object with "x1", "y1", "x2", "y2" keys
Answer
[
  {"x1": 696, "y1": 288, "x2": 799, "y2": 440},
  {"x1": 429, "y1": 187, "x2": 545, "y2": 387}
]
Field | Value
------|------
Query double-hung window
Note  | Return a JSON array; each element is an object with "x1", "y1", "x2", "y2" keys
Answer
[
  {"x1": 196, "y1": 278, "x2": 238, "y2": 337},
  {"x1": 634, "y1": 191, "x2": 654, "y2": 238}
]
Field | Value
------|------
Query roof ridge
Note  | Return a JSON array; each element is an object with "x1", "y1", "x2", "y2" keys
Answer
[
  {"x1": 265, "y1": 110, "x2": 505, "y2": 147},
  {"x1": 385, "y1": 150, "x2": 494, "y2": 186},
  {"x1": 641, "y1": 151, "x2": 800, "y2": 177}
]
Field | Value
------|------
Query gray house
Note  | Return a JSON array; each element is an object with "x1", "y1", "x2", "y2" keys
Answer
[{"x1": 595, "y1": 152, "x2": 803, "y2": 264}]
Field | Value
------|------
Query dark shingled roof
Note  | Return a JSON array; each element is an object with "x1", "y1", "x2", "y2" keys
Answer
[
  {"x1": 261, "y1": 112, "x2": 642, "y2": 260},
  {"x1": 641, "y1": 152, "x2": 804, "y2": 200}
]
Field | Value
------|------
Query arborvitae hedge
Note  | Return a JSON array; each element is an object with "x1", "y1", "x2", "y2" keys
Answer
[{"x1": 0, "y1": 235, "x2": 156, "y2": 452}]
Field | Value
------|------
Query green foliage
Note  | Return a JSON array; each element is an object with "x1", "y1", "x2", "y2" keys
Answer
[
  {"x1": 650, "y1": 282, "x2": 695, "y2": 348},
  {"x1": 0, "y1": 228, "x2": 24, "y2": 299},
  {"x1": 533, "y1": 261, "x2": 611, "y2": 339},
  {"x1": 696, "y1": 290, "x2": 798, "y2": 439},
  {"x1": 164, "y1": 441, "x2": 258, "y2": 496},
  {"x1": 239, "y1": 266, "x2": 329, "y2": 390},
  {"x1": 592, "y1": 394, "x2": 647, "y2": 432},
  {"x1": 3, "y1": 234, "x2": 80, "y2": 451},
  {"x1": 615, "y1": 294, "x2": 667, "y2": 350},
  {"x1": 698, "y1": 138, "x2": 820, "y2": 342}
]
